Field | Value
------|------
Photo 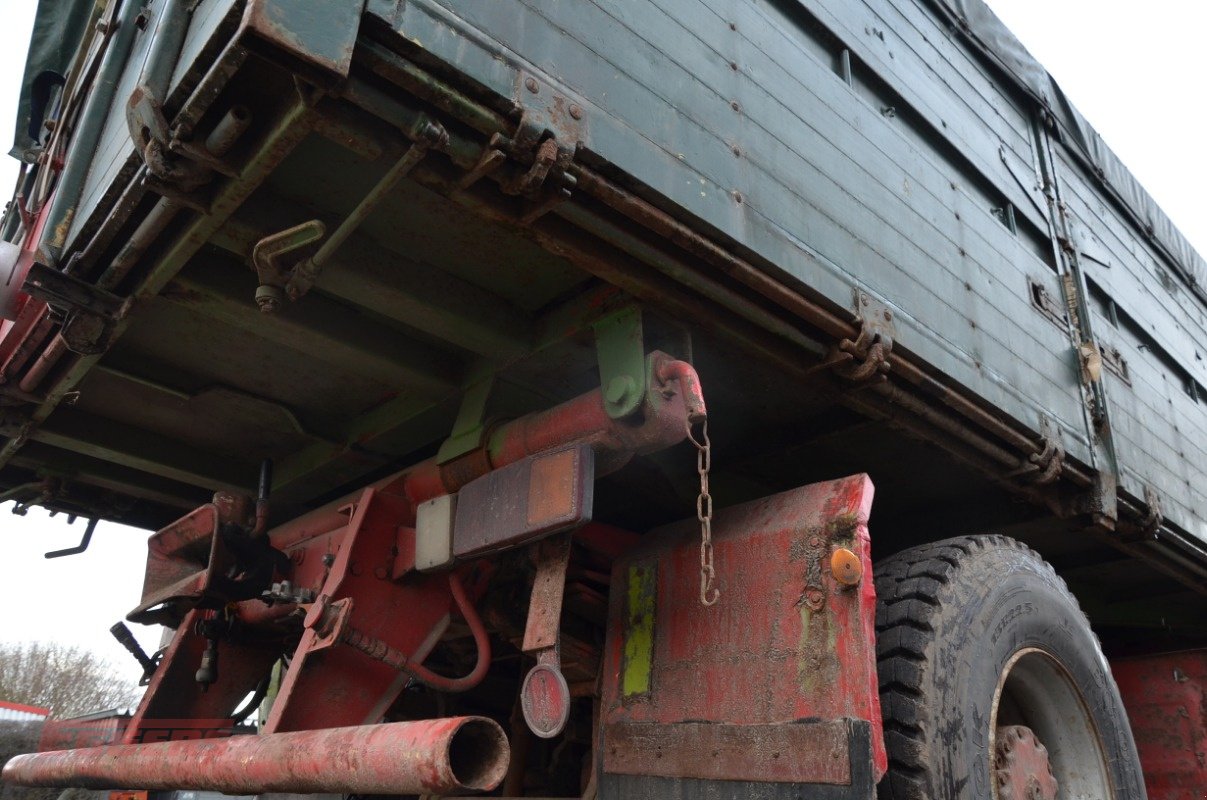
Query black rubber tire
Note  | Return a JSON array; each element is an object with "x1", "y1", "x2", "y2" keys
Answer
[{"x1": 873, "y1": 535, "x2": 1146, "y2": 799}]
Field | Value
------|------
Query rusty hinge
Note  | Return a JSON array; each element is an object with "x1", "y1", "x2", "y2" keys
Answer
[
  {"x1": 828, "y1": 291, "x2": 894, "y2": 385},
  {"x1": 1006, "y1": 415, "x2": 1064, "y2": 485},
  {"x1": 499, "y1": 120, "x2": 578, "y2": 224}
]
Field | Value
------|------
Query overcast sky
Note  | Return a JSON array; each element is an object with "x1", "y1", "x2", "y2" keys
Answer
[{"x1": 0, "y1": 0, "x2": 1205, "y2": 668}]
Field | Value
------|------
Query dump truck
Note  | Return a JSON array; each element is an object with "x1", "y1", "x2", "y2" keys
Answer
[{"x1": 1, "y1": 0, "x2": 1205, "y2": 797}]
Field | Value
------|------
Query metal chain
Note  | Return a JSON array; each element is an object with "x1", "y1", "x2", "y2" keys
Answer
[{"x1": 686, "y1": 420, "x2": 719, "y2": 606}]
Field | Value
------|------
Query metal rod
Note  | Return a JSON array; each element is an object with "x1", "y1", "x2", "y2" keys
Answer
[
  {"x1": 204, "y1": 105, "x2": 252, "y2": 155},
  {"x1": 1, "y1": 717, "x2": 510, "y2": 795},
  {"x1": 0, "y1": 481, "x2": 42, "y2": 504},
  {"x1": 285, "y1": 126, "x2": 443, "y2": 301},
  {"x1": 44, "y1": 518, "x2": 98, "y2": 558},
  {"x1": 252, "y1": 458, "x2": 272, "y2": 536},
  {"x1": 109, "y1": 621, "x2": 157, "y2": 677}
]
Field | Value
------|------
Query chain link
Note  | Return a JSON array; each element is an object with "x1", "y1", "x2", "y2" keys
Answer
[{"x1": 686, "y1": 419, "x2": 719, "y2": 606}]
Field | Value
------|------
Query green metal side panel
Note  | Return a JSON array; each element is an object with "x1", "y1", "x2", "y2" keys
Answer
[
  {"x1": 382, "y1": 0, "x2": 1207, "y2": 543},
  {"x1": 388, "y1": 0, "x2": 1091, "y2": 459}
]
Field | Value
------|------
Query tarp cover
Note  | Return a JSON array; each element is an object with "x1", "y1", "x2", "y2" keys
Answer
[
  {"x1": 927, "y1": 0, "x2": 1206, "y2": 305},
  {"x1": 9, "y1": 0, "x2": 96, "y2": 161}
]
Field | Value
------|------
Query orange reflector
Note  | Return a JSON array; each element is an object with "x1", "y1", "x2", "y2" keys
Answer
[
  {"x1": 528, "y1": 448, "x2": 579, "y2": 527},
  {"x1": 452, "y1": 445, "x2": 594, "y2": 558},
  {"x1": 831, "y1": 547, "x2": 863, "y2": 586}
]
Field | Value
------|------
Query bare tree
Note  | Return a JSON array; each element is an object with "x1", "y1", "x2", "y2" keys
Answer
[
  {"x1": 0, "y1": 641, "x2": 138, "y2": 719},
  {"x1": 0, "y1": 719, "x2": 56, "y2": 800}
]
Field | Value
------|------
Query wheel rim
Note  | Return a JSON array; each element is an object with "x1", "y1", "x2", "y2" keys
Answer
[{"x1": 990, "y1": 647, "x2": 1114, "y2": 800}]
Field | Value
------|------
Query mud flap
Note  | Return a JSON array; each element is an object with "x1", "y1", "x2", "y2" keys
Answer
[{"x1": 599, "y1": 475, "x2": 885, "y2": 798}]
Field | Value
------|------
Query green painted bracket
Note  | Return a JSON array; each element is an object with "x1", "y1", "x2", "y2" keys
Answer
[
  {"x1": 436, "y1": 376, "x2": 496, "y2": 465},
  {"x1": 593, "y1": 306, "x2": 646, "y2": 420}
]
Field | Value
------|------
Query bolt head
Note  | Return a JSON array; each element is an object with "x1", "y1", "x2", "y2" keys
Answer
[{"x1": 255, "y1": 284, "x2": 285, "y2": 313}]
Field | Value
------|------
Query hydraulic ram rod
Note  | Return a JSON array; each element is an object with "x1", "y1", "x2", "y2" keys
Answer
[{"x1": 2, "y1": 717, "x2": 509, "y2": 796}]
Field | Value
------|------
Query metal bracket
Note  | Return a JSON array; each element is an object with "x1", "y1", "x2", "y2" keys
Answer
[
  {"x1": 436, "y1": 376, "x2": 497, "y2": 465},
  {"x1": 593, "y1": 306, "x2": 646, "y2": 419},
  {"x1": 520, "y1": 533, "x2": 573, "y2": 739},
  {"x1": 23, "y1": 261, "x2": 128, "y2": 355},
  {"x1": 1006, "y1": 416, "x2": 1065, "y2": 485},
  {"x1": 500, "y1": 77, "x2": 584, "y2": 220},
  {"x1": 830, "y1": 291, "x2": 894, "y2": 385},
  {"x1": 22, "y1": 261, "x2": 125, "y2": 319}
]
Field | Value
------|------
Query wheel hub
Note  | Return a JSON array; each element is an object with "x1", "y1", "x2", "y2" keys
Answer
[{"x1": 994, "y1": 725, "x2": 1059, "y2": 800}]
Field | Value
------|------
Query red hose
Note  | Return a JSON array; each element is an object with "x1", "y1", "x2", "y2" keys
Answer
[{"x1": 404, "y1": 571, "x2": 491, "y2": 692}]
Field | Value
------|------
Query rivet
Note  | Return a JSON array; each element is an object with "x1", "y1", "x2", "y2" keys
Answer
[
  {"x1": 525, "y1": 77, "x2": 539, "y2": 93},
  {"x1": 569, "y1": 104, "x2": 583, "y2": 120}
]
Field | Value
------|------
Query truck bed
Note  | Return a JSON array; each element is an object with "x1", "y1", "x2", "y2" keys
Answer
[{"x1": 3, "y1": 0, "x2": 1205, "y2": 647}]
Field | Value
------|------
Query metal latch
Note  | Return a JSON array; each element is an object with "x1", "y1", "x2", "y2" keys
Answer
[{"x1": 830, "y1": 291, "x2": 894, "y2": 385}]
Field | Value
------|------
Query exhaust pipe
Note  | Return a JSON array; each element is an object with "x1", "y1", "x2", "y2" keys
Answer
[{"x1": 2, "y1": 717, "x2": 508, "y2": 796}]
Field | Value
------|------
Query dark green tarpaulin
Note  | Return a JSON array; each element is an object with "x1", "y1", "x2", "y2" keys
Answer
[
  {"x1": 928, "y1": 0, "x2": 1207, "y2": 306},
  {"x1": 9, "y1": 0, "x2": 96, "y2": 161}
]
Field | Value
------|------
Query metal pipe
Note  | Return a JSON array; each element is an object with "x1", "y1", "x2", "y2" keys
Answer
[
  {"x1": 41, "y1": 0, "x2": 142, "y2": 257},
  {"x1": 0, "y1": 481, "x2": 42, "y2": 504},
  {"x1": 1, "y1": 717, "x2": 510, "y2": 795},
  {"x1": 204, "y1": 105, "x2": 252, "y2": 155}
]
